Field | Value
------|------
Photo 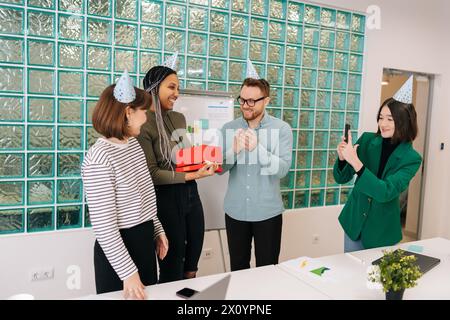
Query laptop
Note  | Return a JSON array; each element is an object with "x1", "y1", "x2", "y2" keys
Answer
[
  {"x1": 372, "y1": 249, "x2": 441, "y2": 274},
  {"x1": 189, "y1": 275, "x2": 231, "y2": 300}
]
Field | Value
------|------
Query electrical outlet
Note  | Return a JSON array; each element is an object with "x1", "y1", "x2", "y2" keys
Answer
[
  {"x1": 30, "y1": 267, "x2": 54, "y2": 282},
  {"x1": 312, "y1": 234, "x2": 320, "y2": 244},
  {"x1": 202, "y1": 248, "x2": 213, "y2": 259}
]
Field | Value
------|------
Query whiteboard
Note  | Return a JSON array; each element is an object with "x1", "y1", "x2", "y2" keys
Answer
[{"x1": 174, "y1": 89, "x2": 234, "y2": 230}]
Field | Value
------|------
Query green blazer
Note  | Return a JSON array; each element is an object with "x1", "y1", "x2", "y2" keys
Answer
[{"x1": 333, "y1": 132, "x2": 422, "y2": 249}]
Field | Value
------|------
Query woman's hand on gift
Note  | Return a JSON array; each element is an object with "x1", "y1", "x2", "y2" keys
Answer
[
  {"x1": 197, "y1": 162, "x2": 218, "y2": 178},
  {"x1": 186, "y1": 162, "x2": 218, "y2": 180}
]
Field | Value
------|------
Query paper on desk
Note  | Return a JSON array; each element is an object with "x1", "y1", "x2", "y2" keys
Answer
[
  {"x1": 310, "y1": 267, "x2": 330, "y2": 276},
  {"x1": 282, "y1": 256, "x2": 312, "y2": 270},
  {"x1": 406, "y1": 244, "x2": 424, "y2": 253},
  {"x1": 281, "y1": 257, "x2": 351, "y2": 284}
]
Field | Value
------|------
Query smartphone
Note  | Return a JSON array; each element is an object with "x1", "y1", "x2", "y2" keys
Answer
[
  {"x1": 344, "y1": 124, "x2": 351, "y2": 143},
  {"x1": 176, "y1": 287, "x2": 198, "y2": 299}
]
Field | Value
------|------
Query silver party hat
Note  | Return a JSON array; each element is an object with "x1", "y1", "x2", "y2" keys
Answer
[
  {"x1": 113, "y1": 69, "x2": 135, "y2": 103},
  {"x1": 393, "y1": 75, "x2": 413, "y2": 104},
  {"x1": 246, "y1": 59, "x2": 260, "y2": 80},
  {"x1": 162, "y1": 51, "x2": 179, "y2": 71}
]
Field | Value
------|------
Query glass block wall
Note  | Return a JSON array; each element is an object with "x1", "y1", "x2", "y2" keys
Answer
[{"x1": 0, "y1": 0, "x2": 365, "y2": 235}]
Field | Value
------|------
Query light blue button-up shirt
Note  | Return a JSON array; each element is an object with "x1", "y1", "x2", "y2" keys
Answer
[{"x1": 220, "y1": 112, "x2": 293, "y2": 222}]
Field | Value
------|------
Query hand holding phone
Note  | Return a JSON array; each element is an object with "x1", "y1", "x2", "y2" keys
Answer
[
  {"x1": 344, "y1": 124, "x2": 351, "y2": 143},
  {"x1": 176, "y1": 287, "x2": 198, "y2": 299}
]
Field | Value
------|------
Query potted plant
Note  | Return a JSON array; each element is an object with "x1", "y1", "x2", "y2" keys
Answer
[{"x1": 368, "y1": 249, "x2": 422, "y2": 300}]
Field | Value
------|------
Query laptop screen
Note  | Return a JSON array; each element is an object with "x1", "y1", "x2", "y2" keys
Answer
[{"x1": 189, "y1": 275, "x2": 231, "y2": 300}]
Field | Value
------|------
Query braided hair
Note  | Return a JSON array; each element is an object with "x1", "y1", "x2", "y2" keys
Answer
[{"x1": 143, "y1": 66, "x2": 177, "y2": 169}]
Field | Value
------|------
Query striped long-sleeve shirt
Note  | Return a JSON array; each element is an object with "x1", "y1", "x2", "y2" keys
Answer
[{"x1": 81, "y1": 137, "x2": 164, "y2": 280}]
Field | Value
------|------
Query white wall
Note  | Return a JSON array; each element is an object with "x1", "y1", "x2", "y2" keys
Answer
[
  {"x1": 1, "y1": 0, "x2": 449, "y2": 299},
  {"x1": 196, "y1": 230, "x2": 227, "y2": 277},
  {"x1": 0, "y1": 229, "x2": 96, "y2": 300},
  {"x1": 0, "y1": 228, "x2": 227, "y2": 299}
]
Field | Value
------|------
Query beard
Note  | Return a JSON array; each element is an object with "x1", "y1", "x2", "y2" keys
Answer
[{"x1": 241, "y1": 108, "x2": 263, "y2": 121}]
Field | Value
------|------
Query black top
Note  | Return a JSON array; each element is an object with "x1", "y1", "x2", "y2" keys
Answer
[
  {"x1": 376, "y1": 138, "x2": 399, "y2": 178},
  {"x1": 338, "y1": 137, "x2": 399, "y2": 178}
]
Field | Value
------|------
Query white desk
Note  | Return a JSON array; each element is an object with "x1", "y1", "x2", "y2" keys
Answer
[
  {"x1": 348, "y1": 237, "x2": 450, "y2": 299},
  {"x1": 77, "y1": 237, "x2": 450, "y2": 300},
  {"x1": 80, "y1": 265, "x2": 329, "y2": 300},
  {"x1": 278, "y1": 237, "x2": 450, "y2": 300}
]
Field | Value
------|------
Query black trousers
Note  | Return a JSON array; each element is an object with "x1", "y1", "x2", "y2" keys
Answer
[
  {"x1": 93, "y1": 220, "x2": 157, "y2": 294},
  {"x1": 225, "y1": 213, "x2": 282, "y2": 271},
  {"x1": 155, "y1": 181, "x2": 205, "y2": 283}
]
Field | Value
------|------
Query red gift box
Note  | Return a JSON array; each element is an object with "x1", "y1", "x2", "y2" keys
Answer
[
  {"x1": 175, "y1": 145, "x2": 222, "y2": 173},
  {"x1": 175, "y1": 163, "x2": 223, "y2": 173}
]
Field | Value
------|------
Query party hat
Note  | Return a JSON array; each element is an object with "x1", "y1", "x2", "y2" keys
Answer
[
  {"x1": 163, "y1": 51, "x2": 179, "y2": 71},
  {"x1": 393, "y1": 75, "x2": 413, "y2": 104},
  {"x1": 113, "y1": 69, "x2": 135, "y2": 103},
  {"x1": 246, "y1": 59, "x2": 260, "y2": 79}
]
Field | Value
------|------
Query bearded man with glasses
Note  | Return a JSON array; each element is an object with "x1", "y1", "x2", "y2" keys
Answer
[{"x1": 219, "y1": 76, "x2": 293, "y2": 271}]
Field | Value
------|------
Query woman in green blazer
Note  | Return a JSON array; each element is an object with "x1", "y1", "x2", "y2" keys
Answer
[{"x1": 334, "y1": 97, "x2": 422, "y2": 252}]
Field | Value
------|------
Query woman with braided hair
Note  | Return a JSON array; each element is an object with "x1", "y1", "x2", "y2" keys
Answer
[{"x1": 137, "y1": 65, "x2": 218, "y2": 283}]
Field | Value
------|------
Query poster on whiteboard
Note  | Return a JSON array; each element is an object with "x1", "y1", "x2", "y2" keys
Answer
[{"x1": 173, "y1": 89, "x2": 234, "y2": 230}]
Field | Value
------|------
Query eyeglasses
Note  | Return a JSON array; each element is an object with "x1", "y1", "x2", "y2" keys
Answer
[{"x1": 236, "y1": 96, "x2": 266, "y2": 107}]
